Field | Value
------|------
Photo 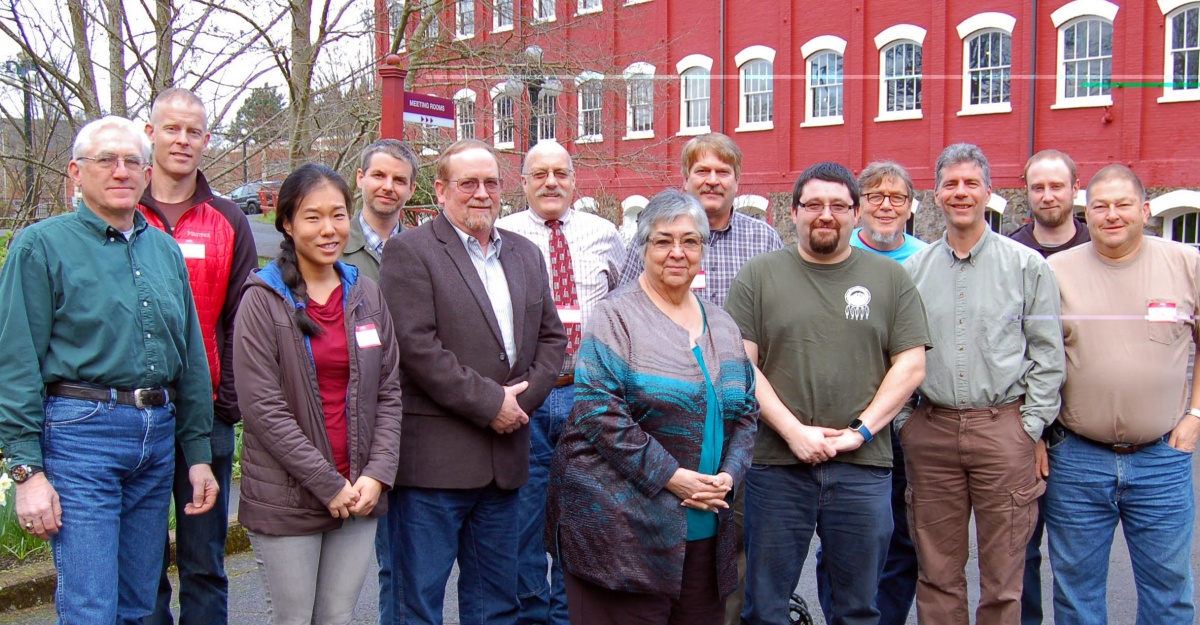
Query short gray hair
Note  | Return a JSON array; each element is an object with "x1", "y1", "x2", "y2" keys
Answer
[
  {"x1": 73, "y1": 116, "x2": 151, "y2": 161},
  {"x1": 935, "y1": 143, "x2": 991, "y2": 189},
  {"x1": 359, "y1": 138, "x2": 419, "y2": 180},
  {"x1": 859, "y1": 160, "x2": 915, "y2": 199},
  {"x1": 634, "y1": 189, "x2": 710, "y2": 259}
]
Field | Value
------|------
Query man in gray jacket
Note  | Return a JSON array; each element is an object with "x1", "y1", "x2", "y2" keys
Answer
[{"x1": 342, "y1": 139, "x2": 418, "y2": 283}]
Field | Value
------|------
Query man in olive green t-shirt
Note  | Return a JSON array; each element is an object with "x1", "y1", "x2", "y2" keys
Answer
[
  {"x1": 726, "y1": 162, "x2": 930, "y2": 625},
  {"x1": 1043, "y1": 165, "x2": 1200, "y2": 625}
]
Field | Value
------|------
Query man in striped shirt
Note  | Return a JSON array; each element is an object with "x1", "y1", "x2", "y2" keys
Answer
[{"x1": 496, "y1": 140, "x2": 624, "y2": 625}]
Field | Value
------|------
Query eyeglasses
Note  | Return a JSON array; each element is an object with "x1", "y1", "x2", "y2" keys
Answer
[
  {"x1": 523, "y1": 169, "x2": 573, "y2": 182},
  {"x1": 76, "y1": 154, "x2": 148, "y2": 171},
  {"x1": 799, "y1": 201, "x2": 853, "y2": 214},
  {"x1": 863, "y1": 192, "x2": 909, "y2": 207},
  {"x1": 648, "y1": 235, "x2": 704, "y2": 252},
  {"x1": 449, "y1": 178, "x2": 501, "y2": 193}
]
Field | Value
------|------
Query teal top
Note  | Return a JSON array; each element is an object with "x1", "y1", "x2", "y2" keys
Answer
[
  {"x1": 0, "y1": 202, "x2": 214, "y2": 468},
  {"x1": 686, "y1": 306, "x2": 724, "y2": 541}
]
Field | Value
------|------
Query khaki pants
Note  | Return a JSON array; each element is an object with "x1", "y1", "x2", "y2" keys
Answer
[{"x1": 900, "y1": 401, "x2": 1043, "y2": 625}]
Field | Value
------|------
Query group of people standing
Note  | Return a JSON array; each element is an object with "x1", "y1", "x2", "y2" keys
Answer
[{"x1": 0, "y1": 83, "x2": 1195, "y2": 625}]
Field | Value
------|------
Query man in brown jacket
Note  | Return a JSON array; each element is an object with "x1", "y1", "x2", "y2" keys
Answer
[{"x1": 379, "y1": 139, "x2": 566, "y2": 625}]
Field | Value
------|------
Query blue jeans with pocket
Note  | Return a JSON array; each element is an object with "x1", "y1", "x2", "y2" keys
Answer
[
  {"x1": 516, "y1": 384, "x2": 572, "y2": 625},
  {"x1": 1045, "y1": 431, "x2": 1195, "y2": 625},
  {"x1": 42, "y1": 396, "x2": 176, "y2": 625},
  {"x1": 742, "y1": 461, "x2": 892, "y2": 625},
  {"x1": 149, "y1": 416, "x2": 235, "y2": 624}
]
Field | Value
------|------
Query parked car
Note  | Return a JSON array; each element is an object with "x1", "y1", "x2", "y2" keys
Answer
[{"x1": 227, "y1": 181, "x2": 281, "y2": 215}]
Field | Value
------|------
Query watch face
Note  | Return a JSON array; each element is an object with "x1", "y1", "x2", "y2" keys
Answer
[
  {"x1": 10, "y1": 465, "x2": 35, "y2": 483},
  {"x1": 847, "y1": 419, "x2": 864, "y2": 430}
]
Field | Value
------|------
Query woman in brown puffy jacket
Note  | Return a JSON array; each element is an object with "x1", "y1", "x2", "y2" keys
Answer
[{"x1": 233, "y1": 163, "x2": 403, "y2": 625}]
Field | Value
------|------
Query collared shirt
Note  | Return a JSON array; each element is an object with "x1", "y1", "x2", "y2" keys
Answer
[
  {"x1": 900, "y1": 228, "x2": 1065, "y2": 440},
  {"x1": 449, "y1": 222, "x2": 516, "y2": 364},
  {"x1": 618, "y1": 210, "x2": 784, "y2": 308},
  {"x1": 360, "y1": 211, "x2": 401, "y2": 257},
  {"x1": 496, "y1": 207, "x2": 625, "y2": 372},
  {"x1": 0, "y1": 202, "x2": 214, "y2": 468}
]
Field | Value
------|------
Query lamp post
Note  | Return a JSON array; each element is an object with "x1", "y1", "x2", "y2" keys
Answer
[
  {"x1": 503, "y1": 45, "x2": 563, "y2": 150},
  {"x1": 3, "y1": 59, "x2": 34, "y2": 210}
]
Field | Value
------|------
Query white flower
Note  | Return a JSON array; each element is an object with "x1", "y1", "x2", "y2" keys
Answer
[{"x1": 0, "y1": 473, "x2": 10, "y2": 507}]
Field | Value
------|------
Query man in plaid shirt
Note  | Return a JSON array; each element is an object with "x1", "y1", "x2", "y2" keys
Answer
[{"x1": 618, "y1": 132, "x2": 783, "y2": 308}]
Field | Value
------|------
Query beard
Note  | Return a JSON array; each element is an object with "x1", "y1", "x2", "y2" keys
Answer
[
  {"x1": 808, "y1": 228, "x2": 840, "y2": 255},
  {"x1": 868, "y1": 228, "x2": 900, "y2": 246},
  {"x1": 464, "y1": 208, "x2": 497, "y2": 232},
  {"x1": 1032, "y1": 205, "x2": 1072, "y2": 229}
]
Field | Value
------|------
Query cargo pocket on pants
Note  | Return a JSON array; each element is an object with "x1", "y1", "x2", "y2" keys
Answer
[{"x1": 1009, "y1": 480, "x2": 1045, "y2": 554}]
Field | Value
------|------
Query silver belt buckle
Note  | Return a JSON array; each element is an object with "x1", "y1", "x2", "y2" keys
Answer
[{"x1": 133, "y1": 388, "x2": 148, "y2": 409}]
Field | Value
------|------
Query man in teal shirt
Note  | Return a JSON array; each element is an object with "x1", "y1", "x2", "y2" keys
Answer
[
  {"x1": 0, "y1": 116, "x2": 218, "y2": 624},
  {"x1": 849, "y1": 160, "x2": 928, "y2": 264}
]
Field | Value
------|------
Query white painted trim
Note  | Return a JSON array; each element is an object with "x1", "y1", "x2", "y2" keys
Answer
[
  {"x1": 622, "y1": 195, "x2": 649, "y2": 211},
  {"x1": 956, "y1": 12, "x2": 1017, "y2": 38},
  {"x1": 734, "y1": 194, "x2": 769, "y2": 212},
  {"x1": 676, "y1": 54, "x2": 714, "y2": 74},
  {"x1": 1158, "y1": 90, "x2": 1200, "y2": 103},
  {"x1": 453, "y1": 87, "x2": 476, "y2": 102},
  {"x1": 987, "y1": 193, "x2": 1008, "y2": 214},
  {"x1": 1161, "y1": 4, "x2": 1200, "y2": 100},
  {"x1": 490, "y1": 83, "x2": 515, "y2": 150},
  {"x1": 1052, "y1": 0, "x2": 1120, "y2": 27},
  {"x1": 623, "y1": 61, "x2": 656, "y2": 78},
  {"x1": 1159, "y1": 0, "x2": 1197, "y2": 14},
  {"x1": 575, "y1": 71, "x2": 605, "y2": 86},
  {"x1": 734, "y1": 121, "x2": 774, "y2": 132},
  {"x1": 1149, "y1": 189, "x2": 1200, "y2": 217},
  {"x1": 912, "y1": 199, "x2": 922, "y2": 214},
  {"x1": 576, "y1": 76, "x2": 604, "y2": 143},
  {"x1": 958, "y1": 102, "x2": 1013, "y2": 116},
  {"x1": 1049, "y1": 94, "x2": 1113, "y2": 109},
  {"x1": 959, "y1": 28, "x2": 1014, "y2": 115},
  {"x1": 874, "y1": 24, "x2": 927, "y2": 50},
  {"x1": 1074, "y1": 190, "x2": 1087, "y2": 208},
  {"x1": 677, "y1": 127, "x2": 710, "y2": 136},
  {"x1": 804, "y1": 49, "x2": 844, "y2": 125},
  {"x1": 575, "y1": 136, "x2": 603, "y2": 144},
  {"x1": 874, "y1": 109, "x2": 923, "y2": 122},
  {"x1": 734, "y1": 45, "x2": 777, "y2": 68},
  {"x1": 623, "y1": 130, "x2": 654, "y2": 140},
  {"x1": 1054, "y1": 16, "x2": 1115, "y2": 108},
  {"x1": 801, "y1": 35, "x2": 847, "y2": 59},
  {"x1": 623, "y1": 0, "x2": 652, "y2": 5},
  {"x1": 576, "y1": 0, "x2": 603, "y2": 16},
  {"x1": 574, "y1": 197, "x2": 599, "y2": 213},
  {"x1": 800, "y1": 115, "x2": 845, "y2": 128}
]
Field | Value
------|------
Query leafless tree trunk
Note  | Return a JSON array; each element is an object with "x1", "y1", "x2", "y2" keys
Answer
[{"x1": 66, "y1": 0, "x2": 102, "y2": 119}]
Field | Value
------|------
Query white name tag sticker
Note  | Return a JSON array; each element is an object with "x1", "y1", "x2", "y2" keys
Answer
[
  {"x1": 355, "y1": 324, "x2": 382, "y2": 348},
  {"x1": 1148, "y1": 300, "x2": 1178, "y2": 323},
  {"x1": 690, "y1": 270, "x2": 706, "y2": 290},
  {"x1": 178, "y1": 242, "x2": 206, "y2": 259},
  {"x1": 557, "y1": 305, "x2": 581, "y2": 325}
]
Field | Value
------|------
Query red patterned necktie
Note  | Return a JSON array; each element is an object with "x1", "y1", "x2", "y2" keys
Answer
[{"x1": 547, "y1": 219, "x2": 582, "y2": 356}]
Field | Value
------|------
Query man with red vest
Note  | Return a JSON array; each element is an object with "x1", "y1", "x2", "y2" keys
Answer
[{"x1": 139, "y1": 87, "x2": 257, "y2": 624}]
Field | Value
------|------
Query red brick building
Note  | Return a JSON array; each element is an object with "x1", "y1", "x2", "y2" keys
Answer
[{"x1": 377, "y1": 0, "x2": 1200, "y2": 244}]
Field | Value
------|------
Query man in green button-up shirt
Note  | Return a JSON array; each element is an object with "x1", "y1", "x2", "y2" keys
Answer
[{"x1": 0, "y1": 116, "x2": 217, "y2": 624}]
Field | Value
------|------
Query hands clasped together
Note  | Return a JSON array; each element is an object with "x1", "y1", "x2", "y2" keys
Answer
[
  {"x1": 666, "y1": 468, "x2": 735, "y2": 512},
  {"x1": 786, "y1": 424, "x2": 868, "y2": 465},
  {"x1": 325, "y1": 475, "x2": 385, "y2": 519}
]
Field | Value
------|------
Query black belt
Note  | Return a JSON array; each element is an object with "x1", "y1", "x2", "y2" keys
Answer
[
  {"x1": 47, "y1": 382, "x2": 176, "y2": 409},
  {"x1": 1054, "y1": 423, "x2": 1160, "y2": 455}
]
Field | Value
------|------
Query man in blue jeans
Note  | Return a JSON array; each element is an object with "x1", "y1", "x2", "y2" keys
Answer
[
  {"x1": 0, "y1": 115, "x2": 218, "y2": 624},
  {"x1": 496, "y1": 141, "x2": 625, "y2": 624},
  {"x1": 725, "y1": 162, "x2": 929, "y2": 625},
  {"x1": 140, "y1": 88, "x2": 257, "y2": 625},
  {"x1": 1045, "y1": 165, "x2": 1198, "y2": 625}
]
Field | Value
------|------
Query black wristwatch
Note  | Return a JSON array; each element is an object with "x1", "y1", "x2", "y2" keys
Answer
[
  {"x1": 847, "y1": 419, "x2": 873, "y2": 444},
  {"x1": 10, "y1": 464, "x2": 42, "y2": 484}
]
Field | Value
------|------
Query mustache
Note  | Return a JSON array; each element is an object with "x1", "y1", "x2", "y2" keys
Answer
[{"x1": 536, "y1": 188, "x2": 564, "y2": 198}]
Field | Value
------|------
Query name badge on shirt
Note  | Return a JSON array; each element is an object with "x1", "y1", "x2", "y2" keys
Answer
[
  {"x1": 690, "y1": 270, "x2": 706, "y2": 290},
  {"x1": 557, "y1": 305, "x2": 581, "y2": 325},
  {"x1": 177, "y1": 242, "x2": 206, "y2": 259},
  {"x1": 1147, "y1": 300, "x2": 1178, "y2": 323},
  {"x1": 355, "y1": 324, "x2": 382, "y2": 348}
]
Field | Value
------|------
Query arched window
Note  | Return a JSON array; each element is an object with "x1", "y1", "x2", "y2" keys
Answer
[
  {"x1": 1051, "y1": 0, "x2": 1119, "y2": 108},
  {"x1": 454, "y1": 88, "x2": 476, "y2": 140},
  {"x1": 735, "y1": 46, "x2": 775, "y2": 131},
  {"x1": 875, "y1": 25, "x2": 926, "y2": 121},
  {"x1": 677, "y1": 55, "x2": 713, "y2": 135},
  {"x1": 1150, "y1": 189, "x2": 1200, "y2": 248},
  {"x1": 1161, "y1": 1, "x2": 1200, "y2": 102},
  {"x1": 490, "y1": 84, "x2": 515, "y2": 148},
  {"x1": 801, "y1": 36, "x2": 846, "y2": 127},
  {"x1": 957, "y1": 13, "x2": 1016, "y2": 115},
  {"x1": 624, "y1": 62, "x2": 655, "y2": 139},
  {"x1": 576, "y1": 71, "x2": 604, "y2": 143}
]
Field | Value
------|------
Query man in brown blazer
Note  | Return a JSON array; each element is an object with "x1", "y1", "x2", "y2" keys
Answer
[{"x1": 379, "y1": 139, "x2": 566, "y2": 625}]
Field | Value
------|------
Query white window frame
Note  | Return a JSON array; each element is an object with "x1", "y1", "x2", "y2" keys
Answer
[
  {"x1": 490, "y1": 84, "x2": 515, "y2": 149},
  {"x1": 676, "y1": 54, "x2": 713, "y2": 136},
  {"x1": 875, "y1": 24, "x2": 926, "y2": 122},
  {"x1": 456, "y1": 0, "x2": 475, "y2": 39},
  {"x1": 535, "y1": 92, "x2": 557, "y2": 141},
  {"x1": 533, "y1": 0, "x2": 556, "y2": 23},
  {"x1": 577, "y1": 0, "x2": 602, "y2": 16},
  {"x1": 1151, "y1": 190, "x2": 1200, "y2": 247},
  {"x1": 1051, "y1": 0, "x2": 1119, "y2": 109},
  {"x1": 454, "y1": 88, "x2": 477, "y2": 140},
  {"x1": 575, "y1": 72, "x2": 604, "y2": 143},
  {"x1": 957, "y1": 13, "x2": 1016, "y2": 116},
  {"x1": 1159, "y1": 1, "x2": 1200, "y2": 102},
  {"x1": 493, "y1": 0, "x2": 514, "y2": 32},
  {"x1": 624, "y1": 62, "x2": 655, "y2": 140},
  {"x1": 735, "y1": 45, "x2": 775, "y2": 132},
  {"x1": 623, "y1": 0, "x2": 652, "y2": 5},
  {"x1": 801, "y1": 35, "x2": 847, "y2": 127}
]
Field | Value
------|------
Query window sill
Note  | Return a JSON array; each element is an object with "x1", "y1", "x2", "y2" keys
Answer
[
  {"x1": 532, "y1": 16, "x2": 557, "y2": 25},
  {"x1": 957, "y1": 103, "x2": 1012, "y2": 116},
  {"x1": 677, "y1": 126, "x2": 710, "y2": 136},
  {"x1": 576, "y1": 135, "x2": 604, "y2": 144},
  {"x1": 734, "y1": 121, "x2": 774, "y2": 133},
  {"x1": 576, "y1": 6, "x2": 603, "y2": 16},
  {"x1": 623, "y1": 130, "x2": 655, "y2": 140},
  {"x1": 492, "y1": 24, "x2": 514, "y2": 34},
  {"x1": 1050, "y1": 95, "x2": 1113, "y2": 110},
  {"x1": 800, "y1": 116, "x2": 844, "y2": 128},
  {"x1": 1157, "y1": 90, "x2": 1200, "y2": 104},
  {"x1": 455, "y1": 33, "x2": 474, "y2": 41},
  {"x1": 874, "y1": 109, "x2": 923, "y2": 122},
  {"x1": 623, "y1": 0, "x2": 652, "y2": 5},
  {"x1": 494, "y1": 140, "x2": 515, "y2": 150}
]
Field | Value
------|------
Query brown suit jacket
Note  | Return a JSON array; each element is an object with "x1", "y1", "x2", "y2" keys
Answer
[{"x1": 380, "y1": 213, "x2": 566, "y2": 490}]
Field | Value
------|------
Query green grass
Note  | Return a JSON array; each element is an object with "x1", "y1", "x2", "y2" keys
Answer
[{"x1": 0, "y1": 453, "x2": 51, "y2": 565}]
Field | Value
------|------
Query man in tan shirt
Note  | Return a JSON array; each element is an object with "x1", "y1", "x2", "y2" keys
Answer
[{"x1": 1045, "y1": 164, "x2": 1200, "y2": 625}]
